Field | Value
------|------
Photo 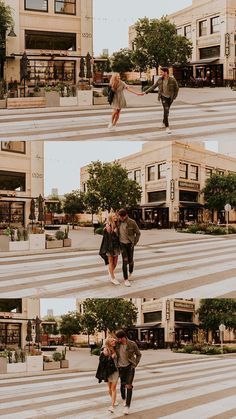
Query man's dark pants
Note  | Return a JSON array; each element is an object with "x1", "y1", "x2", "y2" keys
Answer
[
  {"x1": 161, "y1": 96, "x2": 172, "y2": 127},
  {"x1": 119, "y1": 364, "x2": 135, "y2": 407},
  {"x1": 120, "y1": 243, "x2": 134, "y2": 280}
]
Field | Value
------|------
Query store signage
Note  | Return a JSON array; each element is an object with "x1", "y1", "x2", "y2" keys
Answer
[
  {"x1": 0, "y1": 191, "x2": 16, "y2": 197},
  {"x1": 178, "y1": 181, "x2": 200, "y2": 190},
  {"x1": 82, "y1": 33, "x2": 92, "y2": 38},
  {"x1": 174, "y1": 302, "x2": 195, "y2": 309},
  {"x1": 170, "y1": 179, "x2": 175, "y2": 201},
  {"x1": 0, "y1": 313, "x2": 13, "y2": 319},
  {"x1": 225, "y1": 33, "x2": 230, "y2": 57},
  {"x1": 32, "y1": 173, "x2": 43, "y2": 179},
  {"x1": 166, "y1": 300, "x2": 170, "y2": 320}
]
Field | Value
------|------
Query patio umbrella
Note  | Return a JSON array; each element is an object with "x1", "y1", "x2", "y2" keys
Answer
[
  {"x1": 35, "y1": 316, "x2": 41, "y2": 350},
  {"x1": 29, "y1": 198, "x2": 36, "y2": 231},
  {"x1": 79, "y1": 57, "x2": 85, "y2": 78},
  {"x1": 26, "y1": 320, "x2": 32, "y2": 352},
  {"x1": 86, "y1": 52, "x2": 92, "y2": 79},
  {"x1": 38, "y1": 194, "x2": 44, "y2": 230},
  {"x1": 20, "y1": 51, "x2": 29, "y2": 97}
]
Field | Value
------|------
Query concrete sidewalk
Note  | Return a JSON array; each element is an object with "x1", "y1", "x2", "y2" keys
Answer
[{"x1": 0, "y1": 227, "x2": 223, "y2": 258}]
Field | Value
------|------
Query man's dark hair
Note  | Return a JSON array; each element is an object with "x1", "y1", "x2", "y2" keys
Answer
[
  {"x1": 118, "y1": 208, "x2": 127, "y2": 217},
  {"x1": 116, "y1": 330, "x2": 127, "y2": 339},
  {"x1": 161, "y1": 67, "x2": 169, "y2": 74}
]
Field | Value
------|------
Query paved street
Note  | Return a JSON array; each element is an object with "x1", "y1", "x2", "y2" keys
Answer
[
  {"x1": 0, "y1": 88, "x2": 235, "y2": 143},
  {"x1": 0, "y1": 355, "x2": 235, "y2": 418},
  {"x1": 1, "y1": 235, "x2": 236, "y2": 298}
]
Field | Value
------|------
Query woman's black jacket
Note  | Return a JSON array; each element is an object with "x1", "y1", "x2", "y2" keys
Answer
[{"x1": 95, "y1": 352, "x2": 117, "y2": 383}]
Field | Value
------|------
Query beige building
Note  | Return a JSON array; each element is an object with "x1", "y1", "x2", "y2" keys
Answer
[
  {"x1": 129, "y1": 0, "x2": 236, "y2": 84},
  {"x1": 81, "y1": 141, "x2": 236, "y2": 227},
  {"x1": 3, "y1": 0, "x2": 93, "y2": 84},
  {"x1": 0, "y1": 141, "x2": 44, "y2": 229},
  {"x1": 0, "y1": 298, "x2": 40, "y2": 349}
]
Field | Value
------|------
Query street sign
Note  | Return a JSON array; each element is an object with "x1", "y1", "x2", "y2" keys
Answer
[
  {"x1": 219, "y1": 324, "x2": 225, "y2": 332},
  {"x1": 224, "y1": 204, "x2": 231, "y2": 212}
]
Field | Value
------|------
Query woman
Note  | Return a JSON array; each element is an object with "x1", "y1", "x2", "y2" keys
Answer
[
  {"x1": 108, "y1": 73, "x2": 139, "y2": 130},
  {"x1": 99, "y1": 212, "x2": 120, "y2": 285},
  {"x1": 95, "y1": 337, "x2": 119, "y2": 413}
]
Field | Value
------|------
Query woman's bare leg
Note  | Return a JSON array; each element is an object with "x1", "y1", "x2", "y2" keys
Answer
[
  {"x1": 113, "y1": 109, "x2": 121, "y2": 125},
  {"x1": 108, "y1": 256, "x2": 115, "y2": 279},
  {"x1": 111, "y1": 382, "x2": 117, "y2": 406},
  {"x1": 108, "y1": 382, "x2": 112, "y2": 398},
  {"x1": 111, "y1": 110, "x2": 117, "y2": 125},
  {"x1": 113, "y1": 256, "x2": 118, "y2": 272}
]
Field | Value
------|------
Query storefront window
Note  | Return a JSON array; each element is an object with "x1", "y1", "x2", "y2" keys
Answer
[
  {"x1": 25, "y1": 0, "x2": 48, "y2": 12},
  {"x1": 199, "y1": 20, "x2": 207, "y2": 37},
  {"x1": 0, "y1": 202, "x2": 25, "y2": 228},
  {"x1": 180, "y1": 163, "x2": 188, "y2": 179},
  {"x1": 144, "y1": 311, "x2": 162, "y2": 323},
  {"x1": 158, "y1": 163, "x2": 166, "y2": 179},
  {"x1": 0, "y1": 171, "x2": 26, "y2": 191},
  {"x1": 1, "y1": 142, "x2": 26, "y2": 154},
  {"x1": 28, "y1": 59, "x2": 76, "y2": 84},
  {"x1": 134, "y1": 169, "x2": 141, "y2": 184},
  {"x1": 25, "y1": 30, "x2": 76, "y2": 51},
  {"x1": 179, "y1": 190, "x2": 198, "y2": 202},
  {"x1": 190, "y1": 165, "x2": 198, "y2": 181},
  {"x1": 0, "y1": 323, "x2": 21, "y2": 348},
  {"x1": 199, "y1": 46, "x2": 220, "y2": 59},
  {"x1": 211, "y1": 16, "x2": 220, "y2": 34},
  {"x1": 147, "y1": 165, "x2": 155, "y2": 181},
  {"x1": 175, "y1": 311, "x2": 193, "y2": 322},
  {"x1": 0, "y1": 299, "x2": 22, "y2": 313},
  {"x1": 55, "y1": 0, "x2": 76, "y2": 15},
  {"x1": 148, "y1": 190, "x2": 166, "y2": 203},
  {"x1": 184, "y1": 25, "x2": 191, "y2": 39}
]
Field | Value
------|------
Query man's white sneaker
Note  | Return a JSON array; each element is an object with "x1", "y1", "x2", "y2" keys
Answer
[
  {"x1": 124, "y1": 279, "x2": 131, "y2": 287},
  {"x1": 123, "y1": 406, "x2": 130, "y2": 415},
  {"x1": 166, "y1": 127, "x2": 172, "y2": 134},
  {"x1": 111, "y1": 278, "x2": 120, "y2": 285},
  {"x1": 108, "y1": 406, "x2": 114, "y2": 413}
]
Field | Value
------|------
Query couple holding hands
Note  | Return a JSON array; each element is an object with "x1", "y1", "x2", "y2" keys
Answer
[{"x1": 108, "y1": 67, "x2": 179, "y2": 134}]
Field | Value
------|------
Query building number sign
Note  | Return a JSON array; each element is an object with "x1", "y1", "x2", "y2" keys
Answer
[{"x1": 225, "y1": 33, "x2": 230, "y2": 57}]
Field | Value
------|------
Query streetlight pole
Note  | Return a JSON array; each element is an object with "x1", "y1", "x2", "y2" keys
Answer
[
  {"x1": 0, "y1": 27, "x2": 16, "y2": 80},
  {"x1": 219, "y1": 323, "x2": 225, "y2": 354}
]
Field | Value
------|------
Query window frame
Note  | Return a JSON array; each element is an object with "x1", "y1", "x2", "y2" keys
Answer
[
  {"x1": 158, "y1": 163, "x2": 166, "y2": 180},
  {"x1": 211, "y1": 16, "x2": 220, "y2": 34},
  {"x1": 1, "y1": 142, "x2": 26, "y2": 154},
  {"x1": 180, "y1": 163, "x2": 188, "y2": 179},
  {"x1": 147, "y1": 165, "x2": 155, "y2": 182},
  {"x1": 134, "y1": 169, "x2": 141, "y2": 184},
  {"x1": 54, "y1": 0, "x2": 76, "y2": 16},
  {"x1": 0, "y1": 171, "x2": 26, "y2": 192},
  {"x1": 199, "y1": 19, "x2": 207, "y2": 37},
  {"x1": 24, "y1": 0, "x2": 48, "y2": 13},
  {"x1": 205, "y1": 167, "x2": 213, "y2": 178},
  {"x1": 25, "y1": 30, "x2": 77, "y2": 51},
  {"x1": 190, "y1": 165, "x2": 199, "y2": 181},
  {"x1": 184, "y1": 25, "x2": 191, "y2": 39}
]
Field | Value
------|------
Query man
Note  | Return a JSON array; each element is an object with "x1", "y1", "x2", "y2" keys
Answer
[
  {"x1": 143, "y1": 67, "x2": 179, "y2": 134},
  {"x1": 118, "y1": 208, "x2": 141, "y2": 287},
  {"x1": 115, "y1": 330, "x2": 142, "y2": 415}
]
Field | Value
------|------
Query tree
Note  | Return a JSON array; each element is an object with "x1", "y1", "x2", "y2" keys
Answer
[
  {"x1": 86, "y1": 160, "x2": 142, "y2": 212},
  {"x1": 60, "y1": 311, "x2": 82, "y2": 349},
  {"x1": 81, "y1": 311, "x2": 97, "y2": 344},
  {"x1": 111, "y1": 48, "x2": 134, "y2": 74},
  {"x1": 203, "y1": 173, "x2": 236, "y2": 212},
  {"x1": 131, "y1": 49, "x2": 149, "y2": 77},
  {"x1": 45, "y1": 195, "x2": 63, "y2": 215},
  {"x1": 197, "y1": 299, "x2": 236, "y2": 334},
  {"x1": 83, "y1": 299, "x2": 138, "y2": 337},
  {"x1": 42, "y1": 316, "x2": 59, "y2": 335},
  {"x1": 63, "y1": 190, "x2": 85, "y2": 229},
  {"x1": 94, "y1": 54, "x2": 112, "y2": 73},
  {"x1": 133, "y1": 16, "x2": 192, "y2": 73},
  {"x1": 83, "y1": 190, "x2": 101, "y2": 223},
  {"x1": 0, "y1": 1, "x2": 14, "y2": 79}
]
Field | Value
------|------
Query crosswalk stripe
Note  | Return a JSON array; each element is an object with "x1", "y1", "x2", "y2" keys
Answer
[
  {"x1": 0, "y1": 101, "x2": 235, "y2": 142},
  {"x1": 0, "y1": 358, "x2": 235, "y2": 418},
  {"x1": 1, "y1": 237, "x2": 236, "y2": 298}
]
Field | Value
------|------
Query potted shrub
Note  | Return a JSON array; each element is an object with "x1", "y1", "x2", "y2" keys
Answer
[
  {"x1": 60, "y1": 348, "x2": 69, "y2": 368},
  {"x1": 63, "y1": 226, "x2": 71, "y2": 247},
  {"x1": 46, "y1": 231, "x2": 64, "y2": 249},
  {"x1": 44, "y1": 85, "x2": 60, "y2": 107},
  {"x1": 26, "y1": 349, "x2": 43, "y2": 372},
  {"x1": 0, "y1": 81, "x2": 6, "y2": 108},
  {"x1": 7, "y1": 350, "x2": 27, "y2": 373},
  {"x1": 43, "y1": 352, "x2": 61, "y2": 370},
  {"x1": 0, "y1": 351, "x2": 8, "y2": 373}
]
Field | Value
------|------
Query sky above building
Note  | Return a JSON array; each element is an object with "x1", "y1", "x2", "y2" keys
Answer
[
  {"x1": 93, "y1": 0, "x2": 192, "y2": 55},
  {"x1": 40, "y1": 299, "x2": 76, "y2": 317}
]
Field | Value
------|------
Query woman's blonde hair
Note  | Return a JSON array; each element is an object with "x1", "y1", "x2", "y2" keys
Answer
[
  {"x1": 110, "y1": 73, "x2": 120, "y2": 91},
  {"x1": 105, "y1": 336, "x2": 116, "y2": 353},
  {"x1": 107, "y1": 212, "x2": 117, "y2": 231}
]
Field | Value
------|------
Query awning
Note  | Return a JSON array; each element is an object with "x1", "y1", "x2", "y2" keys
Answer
[
  {"x1": 175, "y1": 322, "x2": 198, "y2": 328},
  {"x1": 190, "y1": 58, "x2": 220, "y2": 65},
  {"x1": 179, "y1": 202, "x2": 204, "y2": 208},
  {"x1": 141, "y1": 202, "x2": 166, "y2": 209}
]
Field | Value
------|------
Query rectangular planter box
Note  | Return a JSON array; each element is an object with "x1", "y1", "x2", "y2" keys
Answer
[
  {"x1": 93, "y1": 96, "x2": 108, "y2": 105},
  {"x1": 0, "y1": 358, "x2": 7, "y2": 373},
  {"x1": 0, "y1": 235, "x2": 10, "y2": 252},
  {"x1": 63, "y1": 238, "x2": 72, "y2": 247},
  {"x1": 9, "y1": 241, "x2": 29, "y2": 252},
  {"x1": 7, "y1": 363, "x2": 27, "y2": 373},
  {"x1": 45, "y1": 91, "x2": 60, "y2": 107},
  {"x1": 29, "y1": 233, "x2": 45, "y2": 250},
  {"x1": 46, "y1": 239, "x2": 63, "y2": 249},
  {"x1": 43, "y1": 361, "x2": 60, "y2": 371},
  {"x1": 77, "y1": 90, "x2": 93, "y2": 106},
  {"x1": 60, "y1": 97, "x2": 77, "y2": 107},
  {"x1": 60, "y1": 359, "x2": 69, "y2": 369},
  {"x1": 0, "y1": 99, "x2": 6, "y2": 109},
  {"x1": 26, "y1": 355, "x2": 43, "y2": 372}
]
